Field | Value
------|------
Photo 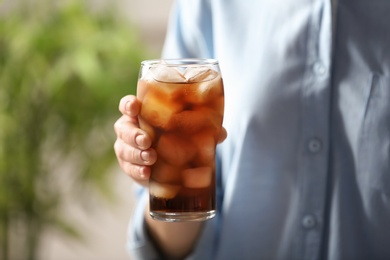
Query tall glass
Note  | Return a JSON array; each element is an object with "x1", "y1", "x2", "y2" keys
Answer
[{"x1": 137, "y1": 59, "x2": 224, "y2": 222}]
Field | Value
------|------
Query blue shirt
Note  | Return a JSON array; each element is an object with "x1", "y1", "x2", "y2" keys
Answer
[{"x1": 128, "y1": 0, "x2": 390, "y2": 259}]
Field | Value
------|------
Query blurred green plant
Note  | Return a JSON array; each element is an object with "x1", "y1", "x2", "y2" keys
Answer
[{"x1": 0, "y1": 1, "x2": 145, "y2": 259}]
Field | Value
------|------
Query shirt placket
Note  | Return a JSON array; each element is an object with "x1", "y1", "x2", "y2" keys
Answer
[{"x1": 295, "y1": 0, "x2": 334, "y2": 259}]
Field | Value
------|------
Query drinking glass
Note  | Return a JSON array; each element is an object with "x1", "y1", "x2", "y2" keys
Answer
[{"x1": 137, "y1": 59, "x2": 224, "y2": 222}]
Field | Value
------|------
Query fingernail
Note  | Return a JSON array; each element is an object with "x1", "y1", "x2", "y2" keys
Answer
[
  {"x1": 135, "y1": 134, "x2": 145, "y2": 148},
  {"x1": 140, "y1": 151, "x2": 150, "y2": 163},
  {"x1": 125, "y1": 101, "x2": 131, "y2": 114}
]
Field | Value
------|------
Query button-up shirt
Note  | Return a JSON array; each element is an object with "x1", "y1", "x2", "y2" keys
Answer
[{"x1": 128, "y1": 0, "x2": 390, "y2": 259}]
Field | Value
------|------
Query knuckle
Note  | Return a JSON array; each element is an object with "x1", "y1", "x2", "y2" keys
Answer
[
  {"x1": 114, "y1": 119, "x2": 134, "y2": 146},
  {"x1": 113, "y1": 120, "x2": 120, "y2": 133},
  {"x1": 120, "y1": 161, "x2": 149, "y2": 187},
  {"x1": 114, "y1": 139, "x2": 125, "y2": 159},
  {"x1": 113, "y1": 117, "x2": 125, "y2": 137}
]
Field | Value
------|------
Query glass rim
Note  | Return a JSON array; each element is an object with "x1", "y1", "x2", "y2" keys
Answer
[{"x1": 141, "y1": 58, "x2": 219, "y2": 67}]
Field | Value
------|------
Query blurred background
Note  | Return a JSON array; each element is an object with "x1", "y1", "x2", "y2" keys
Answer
[{"x1": 0, "y1": 0, "x2": 173, "y2": 259}]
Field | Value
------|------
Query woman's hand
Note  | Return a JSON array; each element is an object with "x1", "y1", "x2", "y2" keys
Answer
[
  {"x1": 114, "y1": 94, "x2": 227, "y2": 187},
  {"x1": 113, "y1": 95, "x2": 157, "y2": 187}
]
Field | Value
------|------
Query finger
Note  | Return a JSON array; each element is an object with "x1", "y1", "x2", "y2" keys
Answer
[
  {"x1": 114, "y1": 115, "x2": 152, "y2": 150},
  {"x1": 114, "y1": 138, "x2": 157, "y2": 165},
  {"x1": 119, "y1": 95, "x2": 141, "y2": 117},
  {"x1": 217, "y1": 127, "x2": 227, "y2": 144},
  {"x1": 118, "y1": 159, "x2": 150, "y2": 187}
]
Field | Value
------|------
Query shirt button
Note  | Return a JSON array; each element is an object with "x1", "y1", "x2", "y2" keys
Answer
[
  {"x1": 302, "y1": 215, "x2": 316, "y2": 229},
  {"x1": 313, "y1": 61, "x2": 326, "y2": 76},
  {"x1": 308, "y1": 138, "x2": 322, "y2": 153}
]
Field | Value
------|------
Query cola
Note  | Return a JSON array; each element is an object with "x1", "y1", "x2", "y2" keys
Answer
[{"x1": 137, "y1": 59, "x2": 224, "y2": 221}]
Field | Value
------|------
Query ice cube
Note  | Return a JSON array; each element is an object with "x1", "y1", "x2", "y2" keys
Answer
[
  {"x1": 191, "y1": 130, "x2": 216, "y2": 166},
  {"x1": 184, "y1": 76, "x2": 223, "y2": 105},
  {"x1": 184, "y1": 67, "x2": 218, "y2": 83},
  {"x1": 156, "y1": 133, "x2": 196, "y2": 166},
  {"x1": 149, "y1": 181, "x2": 181, "y2": 199},
  {"x1": 171, "y1": 106, "x2": 219, "y2": 134},
  {"x1": 207, "y1": 96, "x2": 225, "y2": 118},
  {"x1": 182, "y1": 167, "x2": 212, "y2": 188},
  {"x1": 150, "y1": 66, "x2": 186, "y2": 83},
  {"x1": 140, "y1": 87, "x2": 183, "y2": 129},
  {"x1": 152, "y1": 159, "x2": 182, "y2": 184}
]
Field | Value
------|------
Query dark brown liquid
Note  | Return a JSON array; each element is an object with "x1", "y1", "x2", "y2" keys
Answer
[
  {"x1": 137, "y1": 69, "x2": 223, "y2": 216},
  {"x1": 150, "y1": 180, "x2": 216, "y2": 212}
]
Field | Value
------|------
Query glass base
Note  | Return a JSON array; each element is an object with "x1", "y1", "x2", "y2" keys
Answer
[{"x1": 150, "y1": 210, "x2": 216, "y2": 222}]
